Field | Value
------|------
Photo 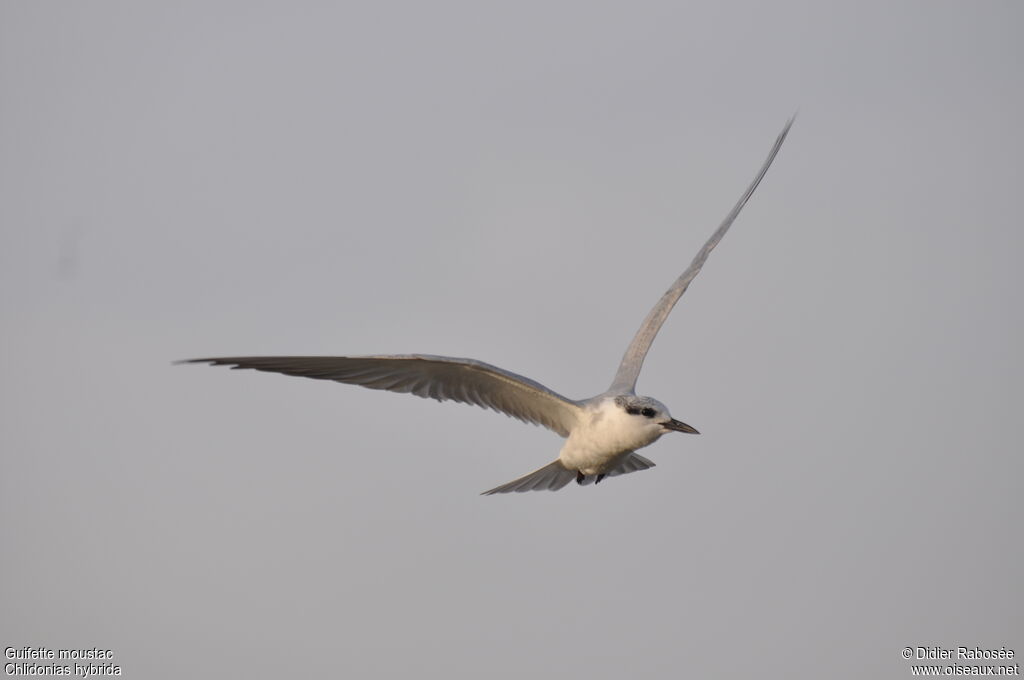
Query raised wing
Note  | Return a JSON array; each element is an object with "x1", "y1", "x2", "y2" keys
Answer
[
  {"x1": 609, "y1": 117, "x2": 794, "y2": 392},
  {"x1": 179, "y1": 354, "x2": 582, "y2": 436}
]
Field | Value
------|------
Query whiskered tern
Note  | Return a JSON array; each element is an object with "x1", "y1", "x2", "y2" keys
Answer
[{"x1": 181, "y1": 118, "x2": 793, "y2": 494}]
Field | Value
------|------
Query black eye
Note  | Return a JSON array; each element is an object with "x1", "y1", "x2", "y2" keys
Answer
[{"x1": 640, "y1": 408, "x2": 656, "y2": 418}]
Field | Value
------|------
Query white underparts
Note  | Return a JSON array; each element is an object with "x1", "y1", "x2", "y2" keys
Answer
[{"x1": 557, "y1": 397, "x2": 667, "y2": 474}]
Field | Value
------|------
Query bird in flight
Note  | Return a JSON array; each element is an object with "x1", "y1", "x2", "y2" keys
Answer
[{"x1": 181, "y1": 118, "x2": 793, "y2": 495}]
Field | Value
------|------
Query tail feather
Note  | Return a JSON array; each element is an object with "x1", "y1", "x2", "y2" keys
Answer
[{"x1": 481, "y1": 460, "x2": 576, "y2": 495}]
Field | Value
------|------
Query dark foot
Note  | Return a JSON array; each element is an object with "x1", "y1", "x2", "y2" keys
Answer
[
  {"x1": 576, "y1": 471, "x2": 585, "y2": 485},
  {"x1": 595, "y1": 474, "x2": 606, "y2": 485}
]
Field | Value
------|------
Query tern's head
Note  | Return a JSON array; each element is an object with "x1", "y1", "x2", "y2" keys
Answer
[{"x1": 613, "y1": 395, "x2": 699, "y2": 435}]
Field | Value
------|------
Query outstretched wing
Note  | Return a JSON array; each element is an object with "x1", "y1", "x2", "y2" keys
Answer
[
  {"x1": 609, "y1": 117, "x2": 795, "y2": 393},
  {"x1": 179, "y1": 354, "x2": 582, "y2": 436}
]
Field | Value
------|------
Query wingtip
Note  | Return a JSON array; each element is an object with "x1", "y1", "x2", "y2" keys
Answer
[
  {"x1": 174, "y1": 358, "x2": 215, "y2": 366},
  {"x1": 777, "y1": 114, "x2": 797, "y2": 143}
]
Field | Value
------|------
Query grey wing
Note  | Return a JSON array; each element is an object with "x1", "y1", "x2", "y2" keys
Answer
[
  {"x1": 179, "y1": 354, "x2": 582, "y2": 436},
  {"x1": 575, "y1": 452, "x2": 656, "y2": 486},
  {"x1": 609, "y1": 117, "x2": 794, "y2": 393},
  {"x1": 605, "y1": 452, "x2": 657, "y2": 477},
  {"x1": 480, "y1": 460, "x2": 577, "y2": 495},
  {"x1": 481, "y1": 454, "x2": 654, "y2": 495}
]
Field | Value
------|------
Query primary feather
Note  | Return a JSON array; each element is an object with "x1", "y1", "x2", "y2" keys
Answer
[{"x1": 179, "y1": 354, "x2": 583, "y2": 437}]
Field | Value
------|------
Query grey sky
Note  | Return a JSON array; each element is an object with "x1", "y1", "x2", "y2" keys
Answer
[{"x1": 2, "y1": 2, "x2": 1021, "y2": 678}]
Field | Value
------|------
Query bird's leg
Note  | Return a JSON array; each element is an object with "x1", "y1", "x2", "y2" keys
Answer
[
  {"x1": 595, "y1": 474, "x2": 606, "y2": 484},
  {"x1": 576, "y1": 471, "x2": 585, "y2": 485}
]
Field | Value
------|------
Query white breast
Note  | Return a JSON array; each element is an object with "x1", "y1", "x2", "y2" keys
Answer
[{"x1": 557, "y1": 398, "x2": 665, "y2": 474}]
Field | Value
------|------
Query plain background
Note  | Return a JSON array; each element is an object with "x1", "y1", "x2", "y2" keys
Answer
[{"x1": 2, "y1": 2, "x2": 1021, "y2": 678}]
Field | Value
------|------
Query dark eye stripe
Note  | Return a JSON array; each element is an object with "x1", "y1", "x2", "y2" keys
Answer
[
  {"x1": 641, "y1": 408, "x2": 656, "y2": 418},
  {"x1": 626, "y1": 407, "x2": 640, "y2": 415}
]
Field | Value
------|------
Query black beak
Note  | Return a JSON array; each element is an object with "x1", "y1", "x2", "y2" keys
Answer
[{"x1": 663, "y1": 419, "x2": 699, "y2": 434}]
